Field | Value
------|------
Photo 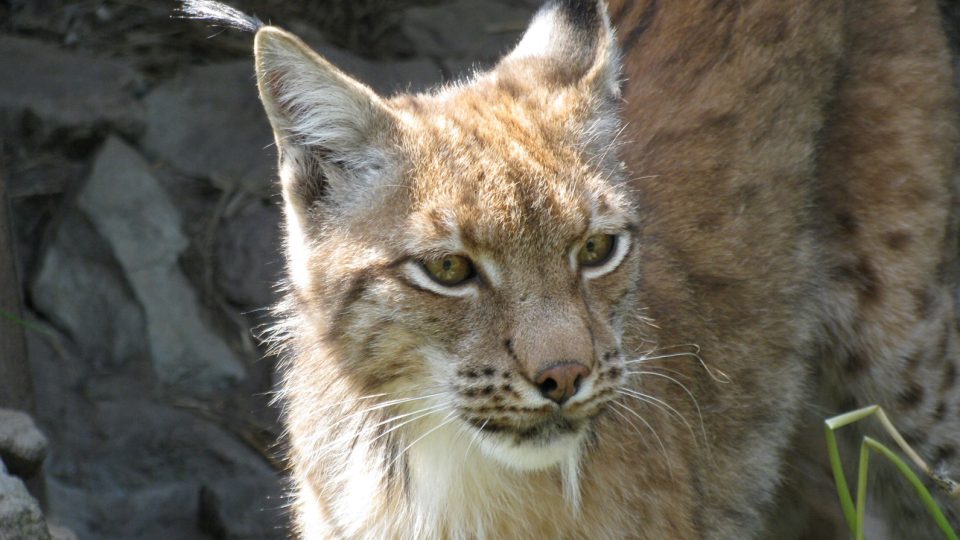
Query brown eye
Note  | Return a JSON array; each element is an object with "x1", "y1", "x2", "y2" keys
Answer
[
  {"x1": 423, "y1": 255, "x2": 476, "y2": 286},
  {"x1": 577, "y1": 234, "x2": 616, "y2": 267}
]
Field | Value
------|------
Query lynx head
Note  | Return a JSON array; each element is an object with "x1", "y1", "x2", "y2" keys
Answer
[{"x1": 259, "y1": 0, "x2": 638, "y2": 480}]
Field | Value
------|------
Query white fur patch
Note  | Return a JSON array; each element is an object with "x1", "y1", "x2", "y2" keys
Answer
[
  {"x1": 283, "y1": 197, "x2": 313, "y2": 291},
  {"x1": 475, "y1": 255, "x2": 503, "y2": 287},
  {"x1": 477, "y1": 428, "x2": 586, "y2": 472},
  {"x1": 510, "y1": 9, "x2": 558, "y2": 60}
]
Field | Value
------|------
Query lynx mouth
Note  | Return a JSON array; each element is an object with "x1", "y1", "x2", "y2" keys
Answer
[
  {"x1": 467, "y1": 414, "x2": 583, "y2": 442},
  {"x1": 467, "y1": 413, "x2": 589, "y2": 470}
]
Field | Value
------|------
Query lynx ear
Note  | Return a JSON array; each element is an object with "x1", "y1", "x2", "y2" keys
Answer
[
  {"x1": 254, "y1": 27, "x2": 396, "y2": 211},
  {"x1": 505, "y1": 0, "x2": 621, "y2": 99}
]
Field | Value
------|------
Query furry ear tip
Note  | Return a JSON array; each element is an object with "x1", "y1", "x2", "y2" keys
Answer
[
  {"x1": 551, "y1": 0, "x2": 604, "y2": 29},
  {"x1": 254, "y1": 26, "x2": 297, "y2": 52},
  {"x1": 254, "y1": 26, "x2": 320, "y2": 68}
]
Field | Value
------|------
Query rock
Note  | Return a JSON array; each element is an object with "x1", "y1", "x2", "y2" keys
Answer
[
  {"x1": 6, "y1": 156, "x2": 85, "y2": 199},
  {"x1": 0, "y1": 36, "x2": 144, "y2": 139},
  {"x1": 141, "y1": 62, "x2": 276, "y2": 197},
  {"x1": 140, "y1": 48, "x2": 443, "y2": 197},
  {"x1": 31, "y1": 209, "x2": 149, "y2": 369},
  {"x1": 285, "y1": 23, "x2": 444, "y2": 96},
  {"x1": 402, "y1": 0, "x2": 534, "y2": 67},
  {"x1": 47, "y1": 524, "x2": 78, "y2": 540},
  {"x1": 46, "y1": 479, "x2": 207, "y2": 540},
  {"x1": 315, "y1": 45, "x2": 442, "y2": 96},
  {"x1": 76, "y1": 137, "x2": 245, "y2": 393},
  {"x1": 198, "y1": 478, "x2": 287, "y2": 540},
  {"x1": 215, "y1": 200, "x2": 283, "y2": 309},
  {"x1": 42, "y1": 400, "x2": 284, "y2": 540},
  {"x1": 0, "y1": 409, "x2": 48, "y2": 480},
  {"x1": 0, "y1": 469, "x2": 51, "y2": 540}
]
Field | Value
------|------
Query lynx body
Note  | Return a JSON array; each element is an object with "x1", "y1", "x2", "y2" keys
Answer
[{"x1": 225, "y1": 0, "x2": 960, "y2": 537}]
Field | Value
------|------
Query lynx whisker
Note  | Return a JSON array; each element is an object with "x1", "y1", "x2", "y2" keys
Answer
[
  {"x1": 609, "y1": 400, "x2": 673, "y2": 474},
  {"x1": 386, "y1": 411, "x2": 460, "y2": 471},
  {"x1": 617, "y1": 388, "x2": 697, "y2": 443},
  {"x1": 638, "y1": 342, "x2": 702, "y2": 354},
  {"x1": 625, "y1": 370, "x2": 709, "y2": 452},
  {"x1": 625, "y1": 350, "x2": 732, "y2": 384},
  {"x1": 315, "y1": 402, "x2": 452, "y2": 457},
  {"x1": 608, "y1": 403, "x2": 646, "y2": 439},
  {"x1": 624, "y1": 351, "x2": 702, "y2": 364},
  {"x1": 294, "y1": 389, "x2": 448, "y2": 425},
  {"x1": 465, "y1": 418, "x2": 491, "y2": 459},
  {"x1": 366, "y1": 403, "x2": 454, "y2": 446},
  {"x1": 319, "y1": 391, "x2": 448, "y2": 432}
]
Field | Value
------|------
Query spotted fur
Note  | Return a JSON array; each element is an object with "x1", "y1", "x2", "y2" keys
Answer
[{"x1": 243, "y1": 0, "x2": 960, "y2": 537}]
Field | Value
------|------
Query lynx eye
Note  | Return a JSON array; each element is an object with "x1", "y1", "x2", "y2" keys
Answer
[
  {"x1": 422, "y1": 255, "x2": 476, "y2": 286},
  {"x1": 577, "y1": 234, "x2": 616, "y2": 267}
]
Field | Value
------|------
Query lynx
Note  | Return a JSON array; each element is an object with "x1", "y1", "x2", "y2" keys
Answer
[{"x1": 186, "y1": 0, "x2": 960, "y2": 537}]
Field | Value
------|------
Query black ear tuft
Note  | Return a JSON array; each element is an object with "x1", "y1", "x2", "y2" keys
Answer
[
  {"x1": 505, "y1": 0, "x2": 620, "y2": 98},
  {"x1": 552, "y1": 0, "x2": 602, "y2": 32},
  {"x1": 176, "y1": 0, "x2": 263, "y2": 33}
]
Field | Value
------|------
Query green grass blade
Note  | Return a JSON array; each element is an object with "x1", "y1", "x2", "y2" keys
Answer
[
  {"x1": 825, "y1": 422, "x2": 858, "y2": 534},
  {"x1": 825, "y1": 405, "x2": 879, "y2": 534},
  {"x1": 863, "y1": 437, "x2": 958, "y2": 540},
  {"x1": 856, "y1": 439, "x2": 869, "y2": 540},
  {"x1": 0, "y1": 308, "x2": 53, "y2": 336},
  {"x1": 825, "y1": 406, "x2": 958, "y2": 540}
]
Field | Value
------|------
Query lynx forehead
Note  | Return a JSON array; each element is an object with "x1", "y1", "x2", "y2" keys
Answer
[{"x1": 190, "y1": 0, "x2": 960, "y2": 536}]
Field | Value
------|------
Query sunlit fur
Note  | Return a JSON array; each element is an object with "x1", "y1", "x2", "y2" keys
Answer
[{"x1": 247, "y1": 0, "x2": 960, "y2": 538}]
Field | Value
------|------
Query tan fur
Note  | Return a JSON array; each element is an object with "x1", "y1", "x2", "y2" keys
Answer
[{"x1": 249, "y1": 0, "x2": 960, "y2": 537}]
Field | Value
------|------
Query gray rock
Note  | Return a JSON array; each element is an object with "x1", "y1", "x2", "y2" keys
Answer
[
  {"x1": 6, "y1": 157, "x2": 85, "y2": 199},
  {"x1": 0, "y1": 36, "x2": 144, "y2": 138},
  {"x1": 76, "y1": 137, "x2": 245, "y2": 392},
  {"x1": 141, "y1": 62, "x2": 275, "y2": 197},
  {"x1": 284, "y1": 24, "x2": 444, "y2": 96},
  {"x1": 47, "y1": 524, "x2": 78, "y2": 540},
  {"x1": 215, "y1": 200, "x2": 283, "y2": 309},
  {"x1": 31, "y1": 209, "x2": 149, "y2": 369},
  {"x1": 46, "y1": 479, "x2": 207, "y2": 540},
  {"x1": 318, "y1": 45, "x2": 442, "y2": 96},
  {"x1": 140, "y1": 48, "x2": 443, "y2": 198},
  {"x1": 0, "y1": 469, "x2": 51, "y2": 540},
  {"x1": 0, "y1": 409, "x2": 48, "y2": 480},
  {"x1": 198, "y1": 478, "x2": 287, "y2": 540},
  {"x1": 402, "y1": 0, "x2": 534, "y2": 66},
  {"x1": 42, "y1": 400, "x2": 284, "y2": 540}
]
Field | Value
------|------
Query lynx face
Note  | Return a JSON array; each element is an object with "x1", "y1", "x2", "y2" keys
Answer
[
  {"x1": 257, "y1": 6, "x2": 639, "y2": 471},
  {"x1": 392, "y1": 168, "x2": 635, "y2": 468},
  {"x1": 395, "y1": 125, "x2": 636, "y2": 469}
]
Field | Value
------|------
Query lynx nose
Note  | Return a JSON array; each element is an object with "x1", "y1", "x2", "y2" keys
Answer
[{"x1": 535, "y1": 362, "x2": 591, "y2": 405}]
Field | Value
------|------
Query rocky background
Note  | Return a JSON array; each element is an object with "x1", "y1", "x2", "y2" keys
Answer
[
  {"x1": 0, "y1": 1, "x2": 538, "y2": 538},
  {"x1": 3, "y1": 1, "x2": 960, "y2": 540}
]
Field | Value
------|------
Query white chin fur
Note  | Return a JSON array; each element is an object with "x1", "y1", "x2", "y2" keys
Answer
[{"x1": 476, "y1": 428, "x2": 586, "y2": 471}]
